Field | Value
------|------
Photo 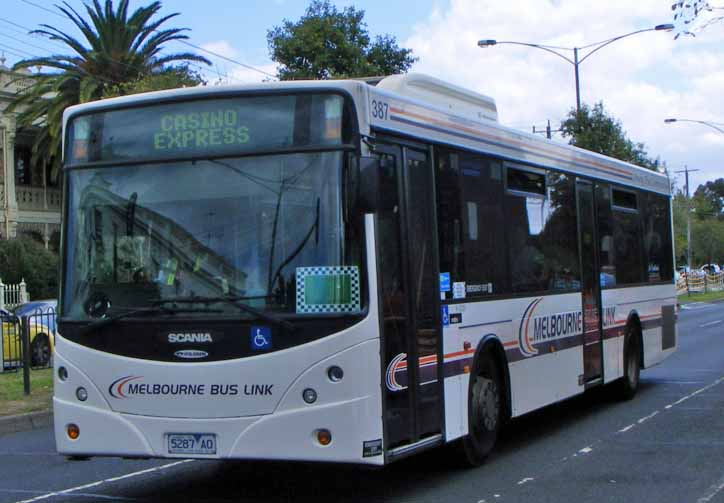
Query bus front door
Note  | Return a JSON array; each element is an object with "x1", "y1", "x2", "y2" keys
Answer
[
  {"x1": 576, "y1": 180, "x2": 603, "y2": 385},
  {"x1": 375, "y1": 143, "x2": 443, "y2": 456}
]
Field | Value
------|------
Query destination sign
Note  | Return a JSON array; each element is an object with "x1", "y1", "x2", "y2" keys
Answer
[
  {"x1": 153, "y1": 110, "x2": 250, "y2": 151},
  {"x1": 68, "y1": 93, "x2": 346, "y2": 163}
]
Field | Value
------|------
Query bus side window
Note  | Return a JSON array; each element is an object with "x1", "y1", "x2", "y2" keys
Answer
[
  {"x1": 436, "y1": 149, "x2": 507, "y2": 297},
  {"x1": 505, "y1": 169, "x2": 579, "y2": 294},
  {"x1": 596, "y1": 183, "x2": 616, "y2": 288}
]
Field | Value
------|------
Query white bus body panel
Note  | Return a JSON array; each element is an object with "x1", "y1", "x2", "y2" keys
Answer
[
  {"x1": 601, "y1": 283, "x2": 677, "y2": 380},
  {"x1": 54, "y1": 216, "x2": 385, "y2": 464},
  {"x1": 442, "y1": 293, "x2": 584, "y2": 441},
  {"x1": 442, "y1": 286, "x2": 676, "y2": 442}
]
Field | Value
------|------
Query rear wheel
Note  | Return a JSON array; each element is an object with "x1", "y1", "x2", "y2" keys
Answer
[
  {"x1": 31, "y1": 334, "x2": 50, "y2": 367},
  {"x1": 460, "y1": 351, "x2": 502, "y2": 466},
  {"x1": 617, "y1": 329, "x2": 641, "y2": 400}
]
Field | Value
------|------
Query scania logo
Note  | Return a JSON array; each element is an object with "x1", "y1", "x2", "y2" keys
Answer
[
  {"x1": 168, "y1": 332, "x2": 213, "y2": 343},
  {"x1": 174, "y1": 349, "x2": 209, "y2": 359}
]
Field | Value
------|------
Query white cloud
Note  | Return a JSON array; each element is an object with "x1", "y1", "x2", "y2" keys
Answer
[{"x1": 405, "y1": 0, "x2": 724, "y2": 190}]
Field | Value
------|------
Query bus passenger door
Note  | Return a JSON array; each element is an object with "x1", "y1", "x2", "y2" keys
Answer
[
  {"x1": 374, "y1": 143, "x2": 443, "y2": 454},
  {"x1": 576, "y1": 179, "x2": 603, "y2": 384}
]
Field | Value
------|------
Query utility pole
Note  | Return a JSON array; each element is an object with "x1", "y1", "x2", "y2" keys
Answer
[
  {"x1": 675, "y1": 165, "x2": 700, "y2": 271},
  {"x1": 532, "y1": 120, "x2": 563, "y2": 139}
]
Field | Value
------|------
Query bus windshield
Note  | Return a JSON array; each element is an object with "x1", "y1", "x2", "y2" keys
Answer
[{"x1": 62, "y1": 151, "x2": 364, "y2": 320}]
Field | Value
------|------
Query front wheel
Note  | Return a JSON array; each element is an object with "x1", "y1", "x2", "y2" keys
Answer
[
  {"x1": 460, "y1": 351, "x2": 502, "y2": 466},
  {"x1": 31, "y1": 334, "x2": 51, "y2": 367}
]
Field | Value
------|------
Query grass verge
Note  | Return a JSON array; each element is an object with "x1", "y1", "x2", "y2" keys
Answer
[
  {"x1": 678, "y1": 290, "x2": 724, "y2": 304},
  {"x1": 0, "y1": 368, "x2": 53, "y2": 416}
]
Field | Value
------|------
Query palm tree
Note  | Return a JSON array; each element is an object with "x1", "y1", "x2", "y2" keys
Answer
[{"x1": 8, "y1": 0, "x2": 210, "y2": 180}]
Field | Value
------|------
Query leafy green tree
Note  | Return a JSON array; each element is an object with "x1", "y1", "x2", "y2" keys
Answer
[
  {"x1": 8, "y1": 0, "x2": 210, "y2": 181},
  {"x1": 102, "y1": 64, "x2": 205, "y2": 98},
  {"x1": 691, "y1": 217, "x2": 724, "y2": 266},
  {"x1": 693, "y1": 178, "x2": 724, "y2": 218},
  {"x1": 672, "y1": 190, "x2": 689, "y2": 266},
  {"x1": 267, "y1": 0, "x2": 417, "y2": 80},
  {"x1": 560, "y1": 102, "x2": 659, "y2": 171},
  {"x1": 0, "y1": 238, "x2": 59, "y2": 300}
]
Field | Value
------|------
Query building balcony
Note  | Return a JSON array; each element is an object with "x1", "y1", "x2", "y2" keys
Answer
[{"x1": 16, "y1": 186, "x2": 61, "y2": 212}]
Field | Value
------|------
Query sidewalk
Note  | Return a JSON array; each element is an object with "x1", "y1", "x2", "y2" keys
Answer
[{"x1": 0, "y1": 410, "x2": 52, "y2": 436}]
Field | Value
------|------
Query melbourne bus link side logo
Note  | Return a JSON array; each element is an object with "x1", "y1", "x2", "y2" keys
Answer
[
  {"x1": 518, "y1": 298, "x2": 584, "y2": 358},
  {"x1": 518, "y1": 299, "x2": 543, "y2": 357}
]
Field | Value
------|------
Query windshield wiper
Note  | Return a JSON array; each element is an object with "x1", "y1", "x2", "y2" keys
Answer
[
  {"x1": 157, "y1": 296, "x2": 296, "y2": 331},
  {"x1": 76, "y1": 306, "x2": 221, "y2": 337}
]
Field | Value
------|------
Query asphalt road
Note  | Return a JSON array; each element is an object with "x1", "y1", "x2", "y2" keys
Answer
[{"x1": 1, "y1": 302, "x2": 723, "y2": 503}]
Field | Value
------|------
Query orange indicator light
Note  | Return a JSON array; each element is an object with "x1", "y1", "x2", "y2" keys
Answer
[
  {"x1": 316, "y1": 429, "x2": 332, "y2": 446},
  {"x1": 67, "y1": 424, "x2": 80, "y2": 440}
]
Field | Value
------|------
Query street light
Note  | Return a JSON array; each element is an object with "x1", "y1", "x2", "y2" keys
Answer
[
  {"x1": 664, "y1": 118, "x2": 724, "y2": 134},
  {"x1": 478, "y1": 24, "x2": 674, "y2": 112}
]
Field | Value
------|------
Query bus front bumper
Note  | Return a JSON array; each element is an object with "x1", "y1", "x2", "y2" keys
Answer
[{"x1": 54, "y1": 393, "x2": 383, "y2": 465}]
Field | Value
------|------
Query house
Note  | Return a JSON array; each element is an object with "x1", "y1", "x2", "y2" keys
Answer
[{"x1": 0, "y1": 58, "x2": 61, "y2": 250}]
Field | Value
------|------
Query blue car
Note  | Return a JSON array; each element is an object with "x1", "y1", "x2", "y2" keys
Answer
[{"x1": 13, "y1": 300, "x2": 58, "y2": 333}]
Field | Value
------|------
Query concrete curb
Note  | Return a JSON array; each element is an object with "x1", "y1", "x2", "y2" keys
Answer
[{"x1": 0, "y1": 410, "x2": 53, "y2": 436}]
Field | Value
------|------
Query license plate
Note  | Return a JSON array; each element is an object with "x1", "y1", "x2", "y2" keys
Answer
[{"x1": 167, "y1": 433, "x2": 217, "y2": 455}]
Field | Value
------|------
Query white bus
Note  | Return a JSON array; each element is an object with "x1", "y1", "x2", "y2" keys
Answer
[{"x1": 55, "y1": 74, "x2": 676, "y2": 466}]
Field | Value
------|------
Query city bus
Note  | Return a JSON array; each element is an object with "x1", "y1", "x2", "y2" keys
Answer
[{"x1": 55, "y1": 73, "x2": 676, "y2": 466}]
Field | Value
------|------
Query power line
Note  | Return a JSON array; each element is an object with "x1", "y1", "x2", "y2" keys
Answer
[
  {"x1": 0, "y1": 31, "x2": 67, "y2": 56},
  {"x1": 0, "y1": 44, "x2": 28, "y2": 60},
  {"x1": 0, "y1": 41, "x2": 34, "y2": 59},
  {"x1": 0, "y1": 16, "x2": 80, "y2": 52},
  {"x1": 172, "y1": 39, "x2": 276, "y2": 79},
  {"x1": 19, "y1": 0, "x2": 65, "y2": 18}
]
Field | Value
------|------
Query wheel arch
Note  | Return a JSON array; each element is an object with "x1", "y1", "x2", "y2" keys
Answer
[{"x1": 472, "y1": 334, "x2": 512, "y2": 422}]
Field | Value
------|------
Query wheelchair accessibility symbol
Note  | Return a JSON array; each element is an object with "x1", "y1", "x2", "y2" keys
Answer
[{"x1": 250, "y1": 326, "x2": 271, "y2": 351}]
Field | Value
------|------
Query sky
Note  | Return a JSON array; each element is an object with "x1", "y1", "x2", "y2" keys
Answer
[{"x1": 2, "y1": 0, "x2": 724, "y2": 191}]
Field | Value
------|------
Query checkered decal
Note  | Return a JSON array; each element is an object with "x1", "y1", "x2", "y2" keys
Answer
[{"x1": 295, "y1": 266, "x2": 361, "y2": 314}]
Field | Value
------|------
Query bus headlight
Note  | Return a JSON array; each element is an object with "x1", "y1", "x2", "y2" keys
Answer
[
  {"x1": 302, "y1": 388, "x2": 317, "y2": 404},
  {"x1": 75, "y1": 387, "x2": 88, "y2": 402},
  {"x1": 327, "y1": 366, "x2": 344, "y2": 382}
]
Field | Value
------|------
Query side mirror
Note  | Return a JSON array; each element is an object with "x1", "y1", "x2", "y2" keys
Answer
[{"x1": 359, "y1": 156, "x2": 397, "y2": 213}]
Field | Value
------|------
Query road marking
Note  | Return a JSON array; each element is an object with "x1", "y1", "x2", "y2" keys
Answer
[
  {"x1": 1, "y1": 489, "x2": 137, "y2": 501},
  {"x1": 646, "y1": 380, "x2": 706, "y2": 384},
  {"x1": 578, "y1": 447, "x2": 593, "y2": 454},
  {"x1": 517, "y1": 477, "x2": 534, "y2": 485},
  {"x1": 618, "y1": 424, "x2": 635, "y2": 433},
  {"x1": 664, "y1": 376, "x2": 724, "y2": 410},
  {"x1": 698, "y1": 473, "x2": 724, "y2": 503},
  {"x1": 637, "y1": 411, "x2": 659, "y2": 424},
  {"x1": 12, "y1": 460, "x2": 193, "y2": 503},
  {"x1": 700, "y1": 319, "x2": 723, "y2": 328}
]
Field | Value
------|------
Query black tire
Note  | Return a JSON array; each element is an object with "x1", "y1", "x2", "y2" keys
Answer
[
  {"x1": 31, "y1": 334, "x2": 51, "y2": 367},
  {"x1": 459, "y1": 350, "x2": 503, "y2": 466},
  {"x1": 617, "y1": 329, "x2": 641, "y2": 400}
]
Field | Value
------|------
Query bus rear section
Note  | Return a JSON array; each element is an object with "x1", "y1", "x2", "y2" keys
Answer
[{"x1": 54, "y1": 87, "x2": 388, "y2": 464}]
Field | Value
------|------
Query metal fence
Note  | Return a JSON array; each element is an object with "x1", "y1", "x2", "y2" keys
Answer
[
  {"x1": 1, "y1": 307, "x2": 55, "y2": 393},
  {"x1": 676, "y1": 272, "x2": 724, "y2": 295},
  {"x1": 0, "y1": 278, "x2": 29, "y2": 310}
]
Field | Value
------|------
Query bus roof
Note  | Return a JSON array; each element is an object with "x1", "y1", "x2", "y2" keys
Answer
[{"x1": 62, "y1": 75, "x2": 670, "y2": 195}]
